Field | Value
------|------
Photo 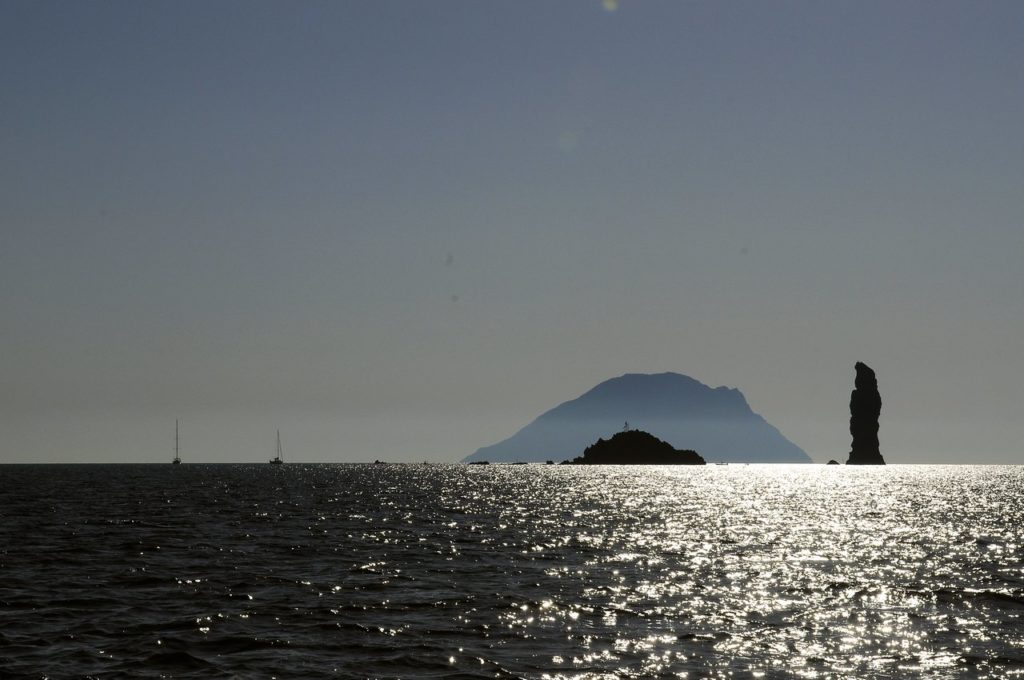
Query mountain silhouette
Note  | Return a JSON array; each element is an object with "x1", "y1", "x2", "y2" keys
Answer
[{"x1": 464, "y1": 372, "x2": 810, "y2": 463}]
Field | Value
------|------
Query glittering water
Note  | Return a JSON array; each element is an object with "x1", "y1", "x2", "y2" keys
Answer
[{"x1": 1, "y1": 464, "x2": 1023, "y2": 678}]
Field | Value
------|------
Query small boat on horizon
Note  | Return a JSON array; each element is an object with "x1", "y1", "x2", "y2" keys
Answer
[
  {"x1": 270, "y1": 430, "x2": 284, "y2": 465},
  {"x1": 172, "y1": 419, "x2": 182, "y2": 464}
]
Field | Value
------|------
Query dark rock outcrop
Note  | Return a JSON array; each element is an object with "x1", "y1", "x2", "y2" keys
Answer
[
  {"x1": 846, "y1": 362, "x2": 885, "y2": 465},
  {"x1": 564, "y1": 429, "x2": 705, "y2": 465},
  {"x1": 463, "y1": 372, "x2": 809, "y2": 463}
]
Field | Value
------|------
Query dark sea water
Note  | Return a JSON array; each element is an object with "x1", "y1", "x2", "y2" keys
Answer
[{"x1": 1, "y1": 464, "x2": 1023, "y2": 679}]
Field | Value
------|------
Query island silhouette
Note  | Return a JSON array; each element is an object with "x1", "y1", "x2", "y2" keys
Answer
[
  {"x1": 563, "y1": 428, "x2": 706, "y2": 465},
  {"x1": 464, "y1": 372, "x2": 809, "y2": 464}
]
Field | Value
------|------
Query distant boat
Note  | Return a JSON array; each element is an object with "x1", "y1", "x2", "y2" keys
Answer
[
  {"x1": 172, "y1": 419, "x2": 182, "y2": 464},
  {"x1": 270, "y1": 430, "x2": 284, "y2": 465}
]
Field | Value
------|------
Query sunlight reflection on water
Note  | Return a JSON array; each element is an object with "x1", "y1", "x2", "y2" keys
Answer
[{"x1": 1, "y1": 464, "x2": 1022, "y2": 678}]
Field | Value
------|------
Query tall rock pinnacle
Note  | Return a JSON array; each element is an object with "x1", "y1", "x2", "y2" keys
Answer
[{"x1": 846, "y1": 362, "x2": 885, "y2": 465}]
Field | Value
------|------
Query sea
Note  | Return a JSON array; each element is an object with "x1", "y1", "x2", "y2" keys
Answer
[{"x1": 1, "y1": 464, "x2": 1022, "y2": 679}]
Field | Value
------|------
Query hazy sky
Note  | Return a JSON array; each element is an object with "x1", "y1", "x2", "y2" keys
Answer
[{"x1": 2, "y1": 1, "x2": 1023, "y2": 464}]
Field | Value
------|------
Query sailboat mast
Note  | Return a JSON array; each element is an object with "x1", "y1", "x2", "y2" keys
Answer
[
  {"x1": 269, "y1": 428, "x2": 284, "y2": 464},
  {"x1": 171, "y1": 418, "x2": 182, "y2": 464}
]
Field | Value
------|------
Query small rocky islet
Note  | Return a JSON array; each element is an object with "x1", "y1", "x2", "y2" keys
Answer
[{"x1": 562, "y1": 429, "x2": 705, "y2": 465}]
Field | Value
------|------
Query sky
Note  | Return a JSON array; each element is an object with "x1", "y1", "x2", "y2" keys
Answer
[{"x1": 2, "y1": 0, "x2": 1023, "y2": 464}]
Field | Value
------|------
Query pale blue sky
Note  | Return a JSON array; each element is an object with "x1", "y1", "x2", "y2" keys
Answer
[{"x1": 2, "y1": 1, "x2": 1023, "y2": 463}]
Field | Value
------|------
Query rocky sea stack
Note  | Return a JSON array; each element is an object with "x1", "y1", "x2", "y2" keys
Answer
[
  {"x1": 564, "y1": 429, "x2": 705, "y2": 465},
  {"x1": 846, "y1": 362, "x2": 885, "y2": 465}
]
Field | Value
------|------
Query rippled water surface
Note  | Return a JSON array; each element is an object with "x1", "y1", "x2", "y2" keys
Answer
[{"x1": 1, "y1": 464, "x2": 1023, "y2": 678}]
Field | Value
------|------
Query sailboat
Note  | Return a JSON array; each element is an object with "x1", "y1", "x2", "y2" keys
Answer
[
  {"x1": 172, "y1": 419, "x2": 182, "y2": 464},
  {"x1": 270, "y1": 429, "x2": 284, "y2": 465}
]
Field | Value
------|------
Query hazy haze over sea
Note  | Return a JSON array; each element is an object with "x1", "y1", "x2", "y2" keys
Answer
[
  {"x1": 4, "y1": 2, "x2": 1024, "y2": 465},
  {"x1": 2, "y1": 463, "x2": 1022, "y2": 678}
]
